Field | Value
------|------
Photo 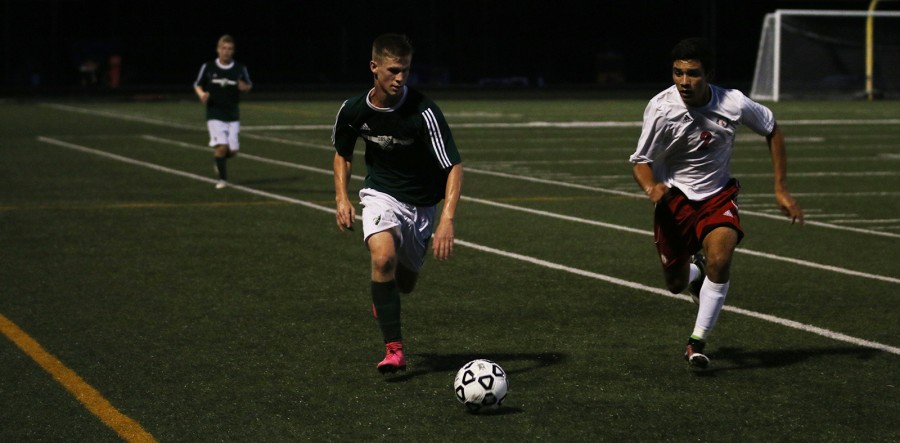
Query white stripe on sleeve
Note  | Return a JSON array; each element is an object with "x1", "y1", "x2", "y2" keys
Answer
[{"x1": 422, "y1": 108, "x2": 452, "y2": 168}]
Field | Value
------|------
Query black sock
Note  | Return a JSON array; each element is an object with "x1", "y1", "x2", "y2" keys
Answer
[
  {"x1": 371, "y1": 280, "x2": 402, "y2": 343},
  {"x1": 215, "y1": 157, "x2": 227, "y2": 180}
]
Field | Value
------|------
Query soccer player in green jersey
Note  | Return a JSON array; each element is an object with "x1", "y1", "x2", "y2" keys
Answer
[
  {"x1": 193, "y1": 34, "x2": 252, "y2": 189},
  {"x1": 332, "y1": 34, "x2": 464, "y2": 374}
]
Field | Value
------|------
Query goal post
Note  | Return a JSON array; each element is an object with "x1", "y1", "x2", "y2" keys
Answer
[{"x1": 750, "y1": 9, "x2": 900, "y2": 101}]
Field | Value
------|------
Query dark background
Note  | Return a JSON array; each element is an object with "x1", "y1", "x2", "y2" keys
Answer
[{"x1": 2, "y1": 0, "x2": 894, "y2": 95}]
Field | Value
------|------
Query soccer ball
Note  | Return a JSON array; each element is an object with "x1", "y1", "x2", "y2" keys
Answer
[{"x1": 453, "y1": 359, "x2": 508, "y2": 412}]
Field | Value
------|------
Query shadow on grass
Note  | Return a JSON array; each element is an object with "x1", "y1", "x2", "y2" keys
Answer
[
  {"x1": 383, "y1": 351, "x2": 567, "y2": 383},
  {"x1": 692, "y1": 346, "x2": 883, "y2": 377}
]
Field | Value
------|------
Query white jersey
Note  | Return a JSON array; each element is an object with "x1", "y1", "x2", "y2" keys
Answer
[{"x1": 629, "y1": 84, "x2": 775, "y2": 201}]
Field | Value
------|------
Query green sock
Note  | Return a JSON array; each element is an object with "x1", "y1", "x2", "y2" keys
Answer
[
  {"x1": 372, "y1": 281, "x2": 402, "y2": 342},
  {"x1": 215, "y1": 157, "x2": 227, "y2": 180}
]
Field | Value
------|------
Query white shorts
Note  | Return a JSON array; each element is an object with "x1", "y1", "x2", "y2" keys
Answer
[
  {"x1": 359, "y1": 188, "x2": 435, "y2": 273},
  {"x1": 207, "y1": 120, "x2": 240, "y2": 151}
]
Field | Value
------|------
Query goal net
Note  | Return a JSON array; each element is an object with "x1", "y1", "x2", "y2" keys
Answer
[{"x1": 751, "y1": 9, "x2": 900, "y2": 101}]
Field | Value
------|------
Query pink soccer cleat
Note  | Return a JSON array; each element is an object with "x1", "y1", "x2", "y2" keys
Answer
[{"x1": 376, "y1": 341, "x2": 407, "y2": 374}]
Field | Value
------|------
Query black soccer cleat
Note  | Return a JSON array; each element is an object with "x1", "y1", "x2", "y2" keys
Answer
[{"x1": 684, "y1": 338, "x2": 710, "y2": 369}]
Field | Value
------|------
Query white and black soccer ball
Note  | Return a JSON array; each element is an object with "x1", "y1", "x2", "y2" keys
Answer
[{"x1": 453, "y1": 359, "x2": 508, "y2": 412}]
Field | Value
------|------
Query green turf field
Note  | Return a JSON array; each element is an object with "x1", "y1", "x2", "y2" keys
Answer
[{"x1": 1, "y1": 95, "x2": 898, "y2": 441}]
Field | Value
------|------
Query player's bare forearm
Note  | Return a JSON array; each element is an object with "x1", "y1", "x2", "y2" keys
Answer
[
  {"x1": 632, "y1": 163, "x2": 667, "y2": 203},
  {"x1": 767, "y1": 124, "x2": 804, "y2": 224},
  {"x1": 434, "y1": 164, "x2": 463, "y2": 260},
  {"x1": 238, "y1": 80, "x2": 252, "y2": 93},
  {"x1": 194, "y1": 86, "x2": 208, "y2": 104},
  {"x1": 333, "y1": 152, "x2": 355, "y2": 231}
]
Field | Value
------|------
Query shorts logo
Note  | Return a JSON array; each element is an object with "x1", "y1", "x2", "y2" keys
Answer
[
  {"x1": 659, "y1": 253, "x2": 669, "y2": 265},
  {"x1": 373, "y1": 215, "x2": 382, "y2": 225},
  {"x1": 723, "y1": 209, "x2": 734, "y2": 218}
]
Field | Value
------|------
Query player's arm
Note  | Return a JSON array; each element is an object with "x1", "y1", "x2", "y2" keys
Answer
[
  {"x1": 766, "y1": 123, "x2": 804, "y2": 224},
  {"x1": 238, "y1": 67, "x2": 252, "y2": 93},
  {"x1": 193, "y1": 64, "x2": 210, "y2": 103},
  {"x1": 193, "y1": 84, "x2": 208, "y2": 104},
  {"x1": 333, "y1": 152, "x2": 356, "y2": 231},
  {"x1": 433, "y1": 163, "x2": 463, "y2": 261},
  {"x1": 632, "y1": 162, "x2": 667, "y2": 204}
]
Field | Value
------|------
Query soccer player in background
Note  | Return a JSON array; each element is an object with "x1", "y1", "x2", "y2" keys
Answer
[
  {"x1": 332, "y1": 34, "x2": 464, "y2": 374},
  {"x1": 194, "y1": 34, "x2": 252, "y2": 189},
  {"x1": 629, "y1": 37, "x2": 804, "y2": 368}
]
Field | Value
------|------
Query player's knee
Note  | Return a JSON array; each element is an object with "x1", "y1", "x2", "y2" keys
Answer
[
  {"x1": 370, "y1": 253, "x2": 397, "y2": 277},
  {"x1": 665, "y1": 279, "x2": 688, "y2": 294},
  {"x1": 663, "y1": 267, "x2": 689, "y2": 294},
  {"x1": 706, "y1": 261, "x2": 731, "y2": 284}
]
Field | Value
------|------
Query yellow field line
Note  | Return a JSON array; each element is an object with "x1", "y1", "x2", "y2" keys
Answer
[{"x1": 0, "y1": 313, "x2": 157, "y2": 442}]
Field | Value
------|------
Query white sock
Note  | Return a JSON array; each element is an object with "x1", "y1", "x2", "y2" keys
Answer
[
  {"x1": 691, "y1": 277, "x2": 729, "y2": 340},
  {"x1": 688, "y1": 263, "x2": 700, "y2": 283}
]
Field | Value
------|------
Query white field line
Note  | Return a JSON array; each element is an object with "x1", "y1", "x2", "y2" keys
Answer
[
  {"x1": 140, "y1": 135, "x2": 899, "y2": 285},
  {"x1": 42, "y1": 103, "x2": 900, "y2": 239},
  {"x1": 40, "y1": 102, "x2": 900, "y2": 130},
  {"x1": 36, "y1": 137, "x2": 333, "y2": 213},
  {"x1": 36, "y1": 135, "x2": 900, "y2": 356}
]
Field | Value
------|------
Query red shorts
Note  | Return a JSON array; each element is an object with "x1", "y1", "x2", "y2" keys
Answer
[{"x1": 653, "y1": 179, "x2": 743, "y2": 270}]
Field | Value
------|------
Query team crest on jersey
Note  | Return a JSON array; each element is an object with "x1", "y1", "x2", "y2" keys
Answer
[
  {"x1": 362, "y1": 134, "x2": 414, "y2": 151},
  {"x1": 211, "y1": 77, "x2": 237, "y2": 87}
]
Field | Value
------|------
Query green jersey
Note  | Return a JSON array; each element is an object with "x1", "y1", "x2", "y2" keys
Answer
[
  {"x1": 193, "y1": 59, "x2": 251, "y2": 122},
  {"x1": 332, "y1": 86, "x2": 461, "y2": 206}
]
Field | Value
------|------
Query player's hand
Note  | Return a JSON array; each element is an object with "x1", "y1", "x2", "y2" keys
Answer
[
  {"x1": 335, "y1": 199, "x2": 356, "y2": 232},
  {"x1": 432, "y1": 219, "x2": 454, "y2": 261},
  {"x1": 198, "y1": 92, "x2": 209, "y2": 104},
  {"x1": 775, "y1": 191, "x2": 804, "y2": 225},
  {"x1": 646, "y1": 183, "x2": 670, "y2": 204}
]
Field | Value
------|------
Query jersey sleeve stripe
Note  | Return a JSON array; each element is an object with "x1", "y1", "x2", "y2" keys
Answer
[
  {"x1": 193, "y1": 63, "x2": 208, "y2": 87},
  {"x1": 331, "y1": 100, "x2": 349, "y2": 146},
  {"x1": 422, "y1": 108, "x2": 452, "y2": 168}
]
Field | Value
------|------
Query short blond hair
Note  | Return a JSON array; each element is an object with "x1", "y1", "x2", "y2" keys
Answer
[
  {"x1": 218, "y1": 34, "x2": 234, "y2": 47},
  {"x1": 372, "y1": 33, "x2": 413, "y2": 62}
]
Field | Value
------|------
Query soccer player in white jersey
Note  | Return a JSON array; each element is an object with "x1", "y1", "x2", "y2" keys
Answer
[
  {"x1": 332, "y1": 34, "x2": 464, "y2": 374},
  {"x1": 194, "y1": 34, "x2": 252, "y2": 189},
  {"x1": 629, "y1": 38, "x2": 804, "y2": 368}
]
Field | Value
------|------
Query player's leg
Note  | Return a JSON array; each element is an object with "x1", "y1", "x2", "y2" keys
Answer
[
  {"x1": 394, "y1": 210, "x2": 432, "y2": 294},
  {"x1": 691, "y1": 226, "x2": 738, "y2": 339},
  {"x1": 368, "y1": 230, "x2": 402, "y2": 341},
  {"x1": 396, "y1": 264, "x2": 419, "y2": 294},
  {"x1": 213, "y1": 144, "x2": 229, "y2": 177},
  {"x1": 368, "y1": 231, "x2": 407, "y2": 373},
  {"x1": 685, "y1": 194, "x2": 741, "y2": 369},
  {"x1": 225, "y1": 121, "x2": 240, "y2": 159},
  {"x1": 207, "y1": 120, "x2": 229, "y2": 187},
  {"x1": 654, "y1": 201, "x2": 693, "y2": 294}
]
